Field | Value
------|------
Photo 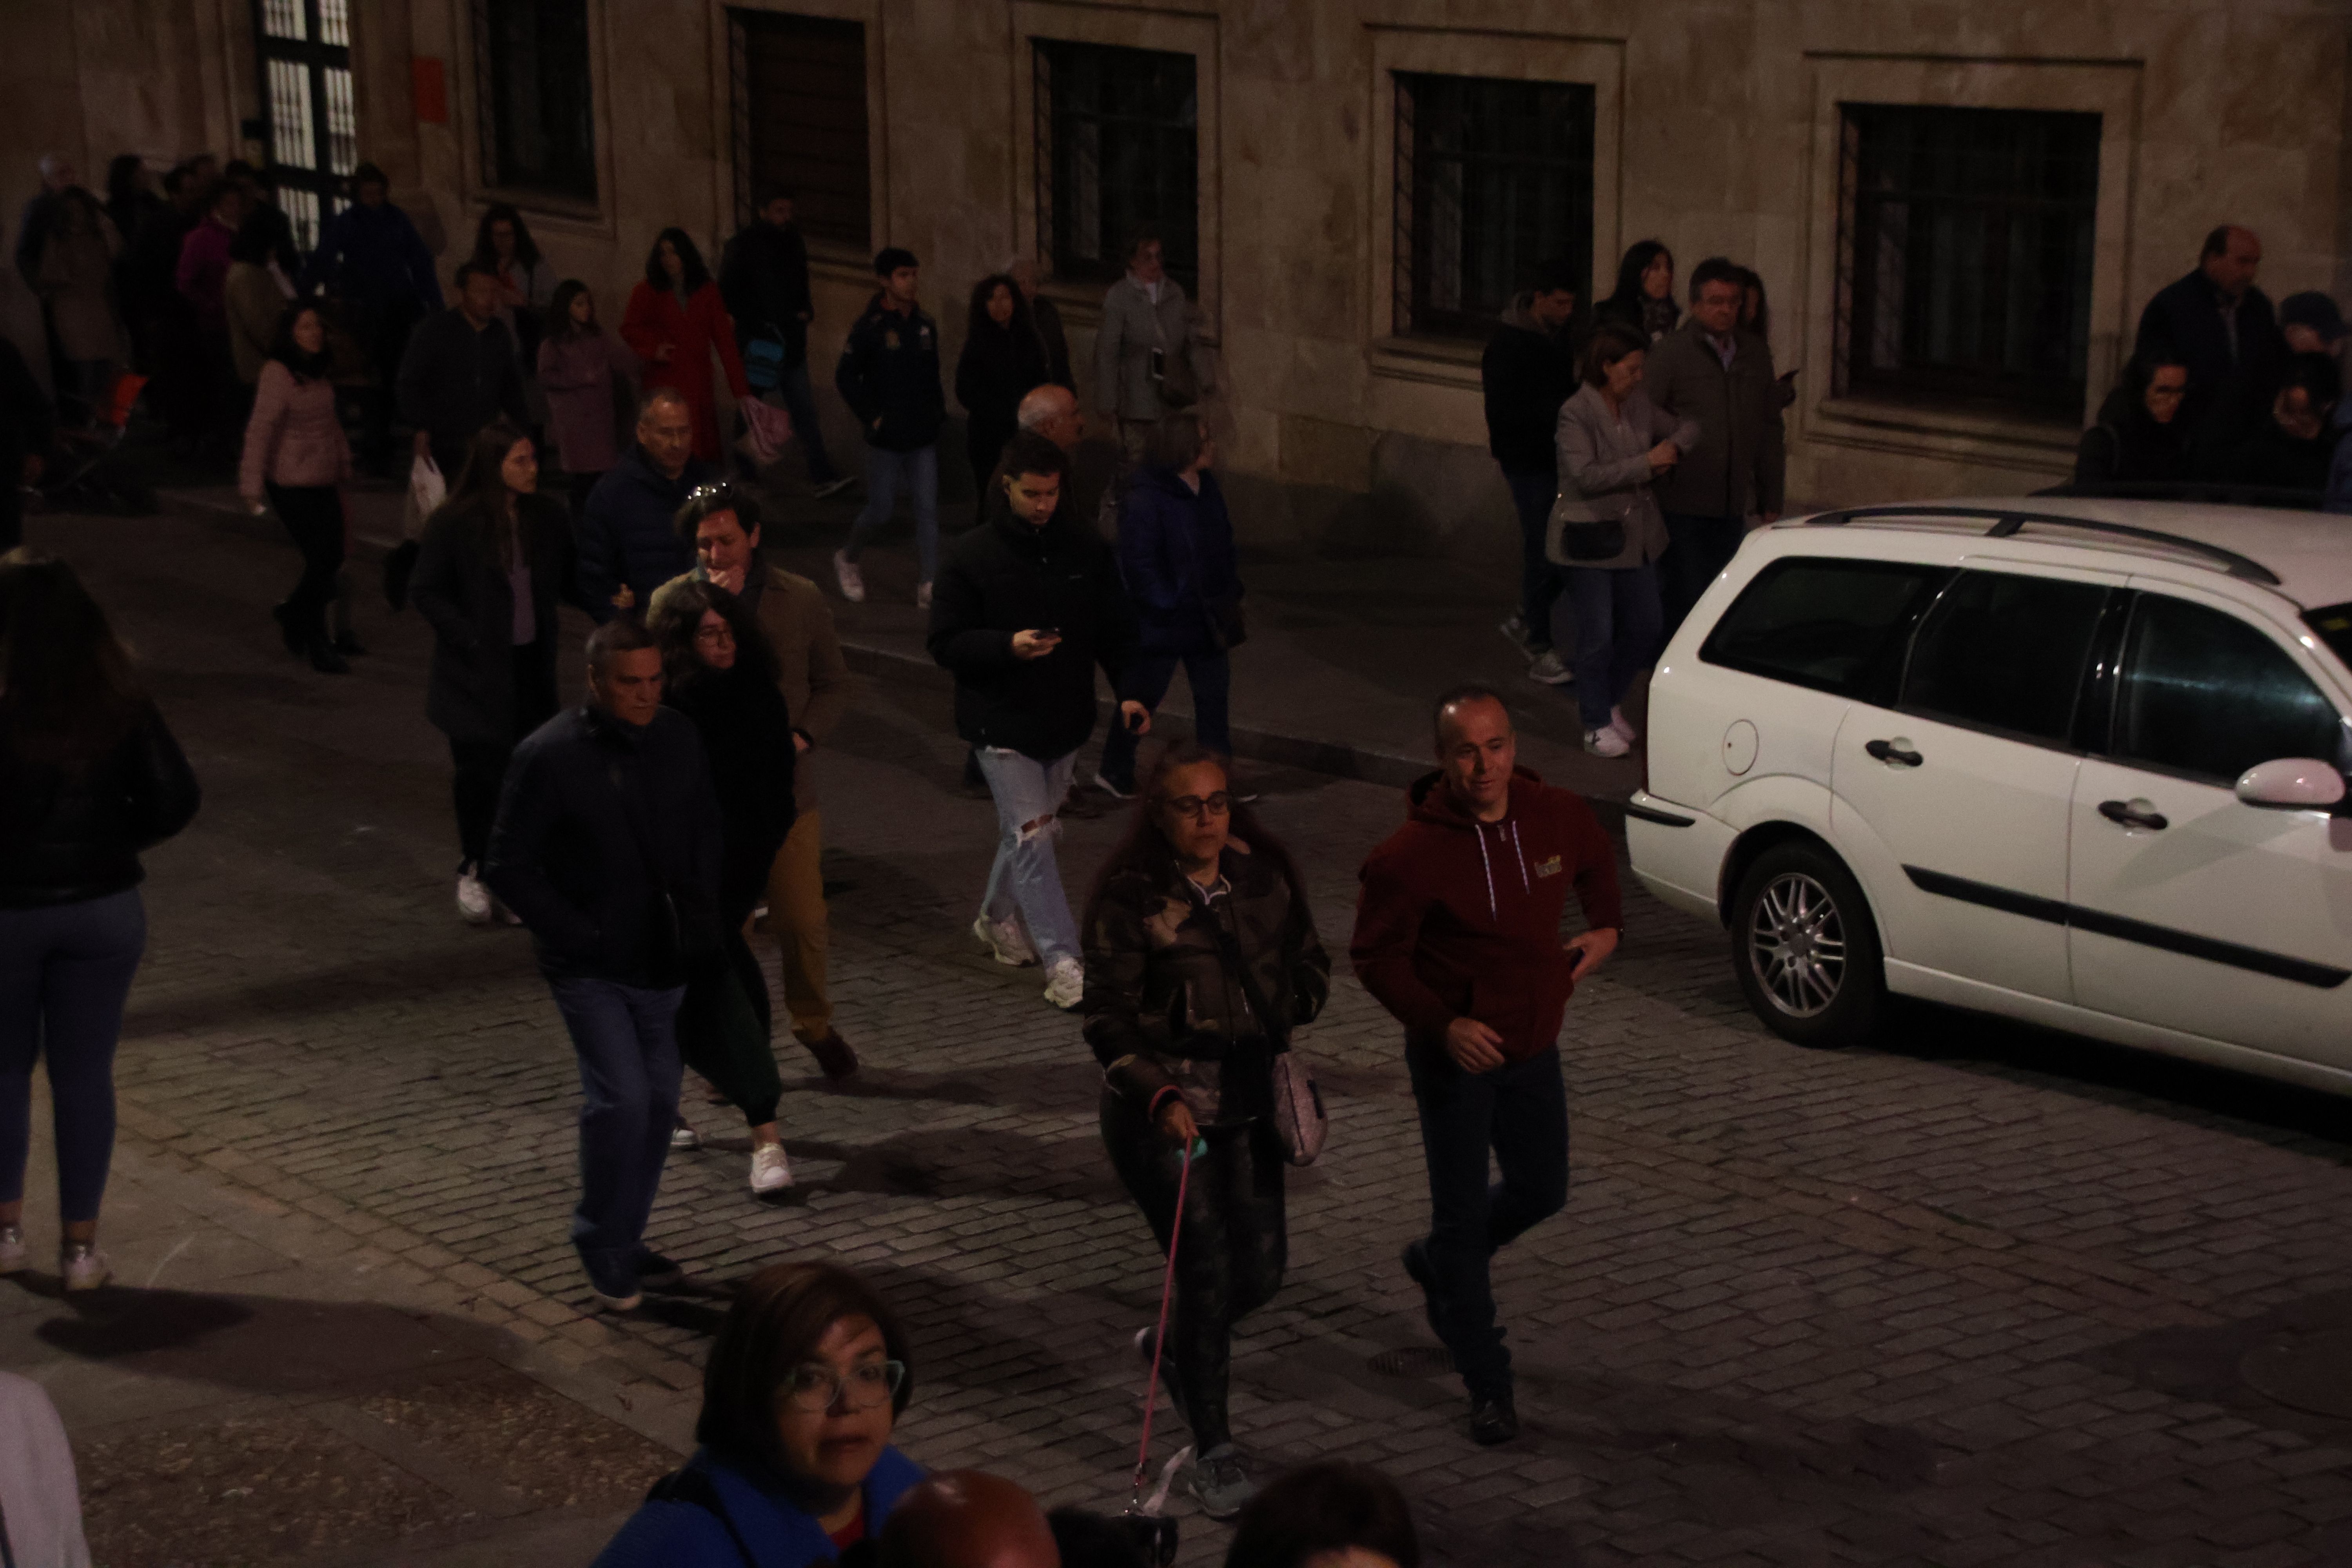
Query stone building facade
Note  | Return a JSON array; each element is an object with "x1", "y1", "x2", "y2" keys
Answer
[{"x1": 9, "y1": 0, "x2": 2349, "y2": 561}]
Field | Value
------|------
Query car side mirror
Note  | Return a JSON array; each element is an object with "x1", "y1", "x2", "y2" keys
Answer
[{"x1": 2234, "y1": 757, "x2": 2349, "y2": 810}]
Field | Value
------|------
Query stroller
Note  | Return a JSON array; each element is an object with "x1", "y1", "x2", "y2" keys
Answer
[{"x1": 33, "y1": 369, "x2": 157, "y2": 516}]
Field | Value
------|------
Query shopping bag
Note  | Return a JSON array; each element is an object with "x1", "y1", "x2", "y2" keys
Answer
[{"x1": 403, "y1": 452, "x2": 445, "y2": 542}]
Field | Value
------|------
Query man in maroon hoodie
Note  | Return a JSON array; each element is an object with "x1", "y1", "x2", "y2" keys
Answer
[{"x1": 1350, "y1": 684, "x2": 1622, "y2": 1444}]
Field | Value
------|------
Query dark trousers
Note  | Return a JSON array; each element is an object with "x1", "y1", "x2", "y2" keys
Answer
[
  {"x1": 1097, "y1": 648, "x2": 1230, "y2": 790},
  {"x1": 1504, "y1": 468, "x2": 1564, "y2": 650},
  {"x1": 1102, "y1": 1090, "x2": 1287, "y2": 1451},
  {"x1": 266, "y1": 483, "x2": 347, "y2": 651},
  {"x1": 447, "y1": 642, "x2": 557, "y2": 869},
  {"x1": 548, "y1": 976, "x2": 684, "y2": 1296},
  {"x1": 1407, "y1": 1042, "x2": 1569, "y2": 1399},
  {"x1": 0, "y1": 891, "x2": 145, "y2": 1223},
  {"x1": 771, "y1": 359, "x2": 839, "y2": 484},
  {"x1": 1660, "y1": 511, "x2": 1746, "y2": 644},
  {"x1": 358, "y1": 298, "x2": 423, "y2": 473},
  {"x1": 1566, "y1": 563, "x2": 1663, "y2": 730},
  {"x1": 679, "y1": 931, "x2": 782, "y2": 1127}
]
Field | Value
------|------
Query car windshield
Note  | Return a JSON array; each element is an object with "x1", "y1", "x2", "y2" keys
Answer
[{"x1": 2306, "y1": 603, "x2": 2352, "y2": 670}]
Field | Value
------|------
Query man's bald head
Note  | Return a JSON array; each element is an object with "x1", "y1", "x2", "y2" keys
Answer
[
  {"x1": 877, "y1": 1471, "x2": 1060, "y2": 1568},
  {"x1": 2200, "y1": 225, "x2": 2262, "y2": 301},
  {"x1": 1016, "y1": 384, "x2": 1082, "y2": 453}
]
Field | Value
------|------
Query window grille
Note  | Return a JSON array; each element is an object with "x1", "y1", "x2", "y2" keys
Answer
[
  {"x1": 250, "y1": 0, "x2": 358, "y2": 250},
  {"x1": 1033, "y1": 40, "x2": 1198, "y2": 294},
  {"x1": 728, "y1": 10, "x2": 871, "y2": 246},
  {"x1": 474, "y1": 0, "x2": 597, "y2": 204}
]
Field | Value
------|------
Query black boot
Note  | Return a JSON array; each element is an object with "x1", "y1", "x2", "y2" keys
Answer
[
  {"x1": 1468, "y1": 1387, "x2": 1518, "y2": 1446},
  {"x1": 309, "y1": 639, "x2": 351, "y2": 675}
]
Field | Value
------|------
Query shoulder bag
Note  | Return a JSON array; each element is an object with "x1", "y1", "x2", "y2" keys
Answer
[{"x1": 1203, "y1": 915, "x2": 1326, "y2": 1166}]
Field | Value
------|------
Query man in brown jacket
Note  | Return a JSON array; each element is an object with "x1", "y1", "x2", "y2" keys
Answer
[
  {"x1": 1643, "y1": 256, "x2": 1786, "y2": 640},
  {"x1": 653, "y1": 484, "x2": 859, "y2": 1078}
]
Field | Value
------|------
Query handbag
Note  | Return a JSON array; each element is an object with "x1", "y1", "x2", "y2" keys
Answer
[
  {"x1": 1546, "y1": 488, "x2": 1632, "y2": 563},
  {"x1": 1151, "y1": 303, "x2": 1200, "y2": 410},
  {"x1": 1203, "y1": 915, "x2": 1326, "y2": 1166}
]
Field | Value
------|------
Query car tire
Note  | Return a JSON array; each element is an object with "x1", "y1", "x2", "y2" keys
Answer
[{"x1": 1729, "y1": 840, "x2": 1885, "y2": 1049}]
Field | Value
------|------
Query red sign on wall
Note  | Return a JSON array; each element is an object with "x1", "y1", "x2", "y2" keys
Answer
[{"x1": 412, "y1": 57, "x2": 448, "y2": 125}]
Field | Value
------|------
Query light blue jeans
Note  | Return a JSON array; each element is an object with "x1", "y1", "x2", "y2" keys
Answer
[
  {"x1": 975, "y1": 746, "x2": 1081, "y2": 968},
  {"x1": 842, "y1": 443, "x2": 940, "y2": 584}
]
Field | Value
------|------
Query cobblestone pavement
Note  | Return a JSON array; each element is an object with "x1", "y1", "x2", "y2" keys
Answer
[{"x1": 21, "y1": 504, "x2": 2352, "y2": 1566}]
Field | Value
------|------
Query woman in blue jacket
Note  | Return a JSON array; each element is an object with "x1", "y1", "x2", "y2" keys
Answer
[
  {"x1": 1096, "y1": 412, "x2": 1240, "y2": 797},
  {"x1": 594, "y1": 1261, "x2": 923, "y2": 1565}
]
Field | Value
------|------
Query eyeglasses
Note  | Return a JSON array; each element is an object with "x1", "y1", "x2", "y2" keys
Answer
[
  {"x1": 1163, "y1": 792, "x2": 1232, "y2": 818},
  {"x1": 777, "y1": 1358, "x2": 906, "y2": 1413},
  {"x1": 693, "y1": 623, "x2": 734, "y2": 644}
]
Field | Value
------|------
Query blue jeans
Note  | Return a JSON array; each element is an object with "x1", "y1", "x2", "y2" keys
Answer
[
  {"x1": 974, "y1": 746, "x2": 1081, "y2": 968},
  {"x1": 1407, "y1": 1042, "x2": 1569, "y2": 1400},
  {"x1": 548, "y1": 976, "x2": 686, "y2": 1295},
  {"x1": 770, "y1": 360, "x2": 840, "y2": 484},
  {"x1": 1097, "y1": 649, "x2": 1231, "y2": 791},
  {"x1": 0, "y1": 890, "x2": 146, "y2": 1223},
  {"x1": 1504, "y1": 468, "x2": 1564, "y2": 651},
  {"x1": 842, "y1": 444, "x2": 940, "y2": 584},
  {"x1": 1566, "y1": 563, "x2": 1663, "y2": 730},
  {"x1": 1661, "y1": 511, "x2": 1746, "y2": 643}
]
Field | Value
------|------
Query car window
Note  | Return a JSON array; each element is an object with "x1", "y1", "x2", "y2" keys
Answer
[
  {"x1": 1900, "y1": 571, "x2": 2109, "y2": 744},
  {"x1": 1700, "y1": 558, "x2": 1946, "y2": 699},
  {"x1": 2307, "y1": 602, "x2": 2352, "y2": 669},
  {"x1": 2111, "y1": 594, "x2": 2344, "y2": 783}
]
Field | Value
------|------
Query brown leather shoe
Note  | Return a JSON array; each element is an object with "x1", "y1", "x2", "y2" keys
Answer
[{"x1": 802, "y1": 1029, "x2": 860, "y2": 1080}]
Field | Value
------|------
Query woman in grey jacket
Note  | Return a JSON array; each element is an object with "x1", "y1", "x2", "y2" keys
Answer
[{"x1": 1548, "y1": 323, "x2": 1698, "y2": 757}]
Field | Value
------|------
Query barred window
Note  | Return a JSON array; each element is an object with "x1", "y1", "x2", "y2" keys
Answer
[
  {"x1": 1033, "y1": 40, "x2": 1198, "y2": 295},
  {"x1": 475, "y1": 0, "x2": 597, "y2": 203},
  {"x1": 1392, "y1": 73, "x2": 1595, "y2": 339},
  {"x1": 251, "y1": 0, "x2": 358, "y2": 250},
  {"x1": 730, "y1": 11, "x2": 871, "y2": 247},
  {"x1": 1835, "y1": 104, "x2": 2101, "y2": 413}
]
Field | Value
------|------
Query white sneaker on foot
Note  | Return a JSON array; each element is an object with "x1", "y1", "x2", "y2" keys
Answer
[
  {"x1": 973, "y1": 914, "x2": 1038, "y2": 967},
  {"x1": 1608, "y1": 705, "x2": 1638, "y2": 744},
  {"x1": 0, "y1": 1225, "x2": 24, "y2": 1275},
  {"x1": 456, "y1": 872, "x2": 493, "y2": 925},
  {"x1": 750, "y1": 1142, "x2": 794, "y2": 1194},
  {"x1": 1090, "y1": 771, "x2": 1134, "y2": 800},
  {"x1": 1499, "y1": 614, "x2": 1531, "y2": 651},
  {"x1": 915, "y1": 581, "x2": 932, "y2": 612},
  {"x1": 812, "y1": 476, "x2": 855, "y2": 499},
  {"x1": 670, "y1": 1119, "x2": 701, "y2": 1151},
  {"x1": 61, "y1": 1242, "x2": 110, "y2": 1292},
  {"x1": 833, "y1": 550, "x2": 866, "y2": 603},
  {"x1": 1526, "y1": 649, "x2": 1574, "y2": 686},
  {"x1": 1043, "y1": 956, "x2": 1085, "y2": 1010},
  {"x1": 1584, "y1": 726, "x2": 1631, "y2": 759}
]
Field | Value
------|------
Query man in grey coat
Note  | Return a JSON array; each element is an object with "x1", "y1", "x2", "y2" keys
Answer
[
  {"x1": 1643, "y1": 256, "x2": 1786, "y2": 639},
  {"x1": 1092, "y1": 229, "x2": 1210, "y2": 495}
]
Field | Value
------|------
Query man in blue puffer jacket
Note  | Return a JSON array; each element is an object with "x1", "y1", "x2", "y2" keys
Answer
[{"x1": 579, "y1": 388, "x2": 718, "y2": 621}]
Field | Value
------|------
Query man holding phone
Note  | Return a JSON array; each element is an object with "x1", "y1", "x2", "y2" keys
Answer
[{"x1": 928, "y1": 432, "x2": 1148, "y2": 1010}]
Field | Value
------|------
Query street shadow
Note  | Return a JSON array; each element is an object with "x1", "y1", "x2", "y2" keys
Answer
[
  {"x1": 120, "y1": 941, "x2": 536, "y2": 1036},
  {"x1": 790, "y1": 1124, "x2": 1125, "y2": 1206}
]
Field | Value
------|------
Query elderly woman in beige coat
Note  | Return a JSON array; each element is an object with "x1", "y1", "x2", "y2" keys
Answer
[{"x1": 1548, "y1": 321, "x2": 1699, "y2": 757}]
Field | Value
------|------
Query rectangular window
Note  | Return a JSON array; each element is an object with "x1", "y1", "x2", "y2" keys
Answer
[
  {"x1": 730, "y1": 11, "x2": 870, "y2": 247},
  {"x1": 475, "y1": 0, "x2": 597, "y2": 204},
  {"x1": 1034, "y1": 40, "x2": 1197, "y2": 295},
  {"x1": 1700, "y1": 557, "x2": 1947, "y2": 701},
  {"x1": 2111, "y1": 596, "x2": 2343, "y2": 784},
  {"x1": 1899, "y1": 571, "x2": 2109, "y2": 744},
  {"x1": 250, "y1": 0, "x2": 358, "y2": 251},
  {"x1": 1835, "y1": 104, "x2": 2100, "y2": 414},
  {"x1": 1392, "y1": 73, "x2": 1594, "y2": 339}
]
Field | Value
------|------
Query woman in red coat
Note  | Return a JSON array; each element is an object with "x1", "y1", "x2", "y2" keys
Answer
[{"x1": 620, "y1": 227, "x2": 750, "y2": 463}]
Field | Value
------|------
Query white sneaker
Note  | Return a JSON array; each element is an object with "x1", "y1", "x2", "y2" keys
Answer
[
  {"x1": 1608, "y1": 705, "x2": 1638, "y2": 744},
  {"x1": 491, "y1": 895, "x2": 523, "y2": 927},
  {"x1": 670, "y1": 1119, "x2": 701, "y2": 1151},
  {"x1": 1584, "y1": 726, "x2": 1631, "y2": 759},
  {"x1": 1090, "y1": 771, "x2": 1134, "y2": 800},
  {"x1": 915, "y1": 581, "x2": 932, "y2": 612},
  {"x1": 1499, "y1": 614, "x2": 1531, "y2": 651},
  {"x1": 1526, "y1": 649, "x2": 1574, "y2": 686},
  {"x1": 456, "y1": 872, "x2": 493, "y2": 925},
  {"x1": 973, "y1": 914, "x2": 1038, "y2": 967},
  {"x1": 1043, "y1": 956, "x2": 1085, "y2": 1010},
  {"x1": 833, "y1": 550, "x2": 866, "y2": 603},
  {"x1": 61, "y1": 1242, "x2": 110, "y2": 1292},
  {"x1": 750, "y1": 1142, "x2": 794, "y2": 1194},
  {"x1": 0, "y1": 1225, "x2": 24, "y2": 1275}
]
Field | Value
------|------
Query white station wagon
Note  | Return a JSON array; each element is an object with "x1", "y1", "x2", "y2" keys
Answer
[{"x1": 1626, "y1": 499, "x2": 2352, "y2": 1094}]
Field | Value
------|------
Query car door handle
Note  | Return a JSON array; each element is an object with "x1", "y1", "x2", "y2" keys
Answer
[
  {"x1": 1864, "y1": 739, "x2": 1924, "y2": 767},
  {"x1": 2097, "y1": 799, "x2": 2169, "y2": 831}
]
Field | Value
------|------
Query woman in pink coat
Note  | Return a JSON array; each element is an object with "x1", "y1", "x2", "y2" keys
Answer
[
  {"x1": 620, "y1": 228, "x2": 748, "y2": 464},
  {"x1": 238, "y1": 301, "x2": 355, "y2": 675}
]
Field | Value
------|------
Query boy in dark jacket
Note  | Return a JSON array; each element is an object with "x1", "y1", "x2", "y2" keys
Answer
[
  {"x1": 834, "y1": 248, "x2": 946, "y2": 607},
  {"x1": 1481, "y1": 260, "x2": 1582, "y2": 684},
  {"x1": 1350, "y1": 684, "x2": 1621, "y2": 1446},
  {"x1": 485, "y1": 619, "x2": 722, "y2": 1311},
  {"x1": 928, "y1": 433, "x2": 1148, "y2": 1010}
]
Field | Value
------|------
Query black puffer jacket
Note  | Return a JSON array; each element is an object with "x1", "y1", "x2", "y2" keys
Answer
[
  {"x1": 835, "y1": 295, "x2": 945, "y2": 452},
  {"x1": 927, "y1": 502, "x2": 1136, "y2": 761},
  {"x1": 409, "y1": 497, "x2": 565, "y2": 746},
  {"x1": 1, "y1": 705, "x2": 201, "y2": 908},
  {"x1": 1082, "y1": 841, "x2": 1330, "y2": 1125}
]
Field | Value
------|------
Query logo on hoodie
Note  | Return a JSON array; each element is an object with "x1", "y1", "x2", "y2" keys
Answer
[{"x1": 1533, "y1": 855, "x2": 1563, "y2": 878}]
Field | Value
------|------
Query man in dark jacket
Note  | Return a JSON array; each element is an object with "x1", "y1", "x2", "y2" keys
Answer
[
  {"x1": 1481, "y1": 260, "x2": 1582, "y2": 685},
  {"x1": 1644, "y1": 256, "x2": 1786, "y2": 640},
  {"x1": 1350, "y1": 686, "x2": 1621, "y2": 1447},
  {"x1": 928, "y1": 432, "x2": 1147, "y2": 1011},
  {"x1": 719, "y1": 187, "x2": 848, "y2": 496},
  {"x1": 485, "y1": 618, "x2": 721, "y2": 1311},
  {"x1": 307, "y1": 162, "x2": 444, "y2": 473},
  {"x1": 834, "y1": 247, "x2": 946, "y2": 607},
  {"x1": 577, "y1": 388, "x2": 715, "y2": 621},
  {"x1": 2134, "y1": 225, "x2": 2287, "y2": 468},
  {"x1": 396, "y1": 262, "x2": 530, "y2": 481}
]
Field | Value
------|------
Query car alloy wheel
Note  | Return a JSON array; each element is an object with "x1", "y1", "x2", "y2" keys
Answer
[{"x1": 1747, "y1": 871, "x2": 1846, "y2": 1018}]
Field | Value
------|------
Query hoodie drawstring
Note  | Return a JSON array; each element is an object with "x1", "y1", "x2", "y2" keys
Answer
[
  {"x1": 1506, "y1": 820, "x2": 1531, "y2": 893},
  {"x1": 1474, "y1": 823, "x2": 1498, "y2": 920}
]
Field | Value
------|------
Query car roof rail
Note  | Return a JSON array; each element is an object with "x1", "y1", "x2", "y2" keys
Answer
[
  {"x1": 2034, "y1": 479, "x2": 2325, "y2": 512},
  {"x1": 1805, "y1": 504, "x2": 2283, "y2": 586}
]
